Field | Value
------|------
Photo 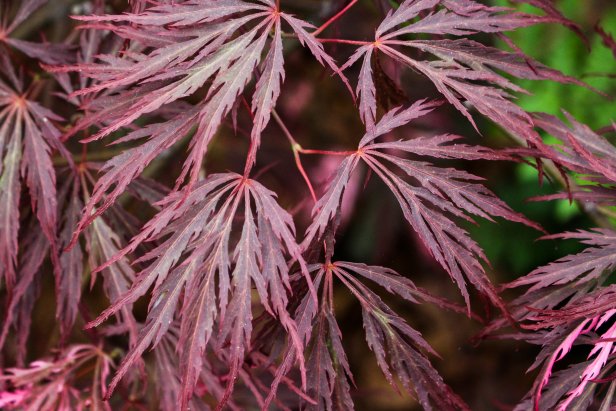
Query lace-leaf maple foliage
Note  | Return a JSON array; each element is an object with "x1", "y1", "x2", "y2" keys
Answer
[
  {"x1": 490, "y1": 114, "x2": 616, "y2": 411},
  {"x1": 0, "y1": 0, "x2": 615, "y2": 410}
]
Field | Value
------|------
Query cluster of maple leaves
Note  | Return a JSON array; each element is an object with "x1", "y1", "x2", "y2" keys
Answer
[{"x1": 0, "y1": 0, "x2": 615, "y2": 410}]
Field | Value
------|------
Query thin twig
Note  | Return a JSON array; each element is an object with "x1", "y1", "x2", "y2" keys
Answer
[
  {"x1": 317, "y1": 38, "x2": 370, "y2": 46},
  {"x1": 312, "y1": 0, "x2": 359, "y2": 37},
  {"x1": 299, "y1": 148, "x2": 356, "y2": 156},
  {"x1": 272, "y1": 110, "x2": 318, "y2": 203}
]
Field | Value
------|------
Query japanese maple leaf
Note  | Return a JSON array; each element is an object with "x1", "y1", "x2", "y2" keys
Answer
[
  {"x1": 526, "y1": 307, "x2": 616, "y2": 411},
  {"x1": 0, "y1": 58, "x2": 69, "y2": 293},
  {"x1": 80, "y1": 166, "x2": 144, "y2": 344},
  {"x1": 0, "y1": 218, "x2": 48, "y2": 364},
  {"x1": 528, "y1": 112, "x2": 616, "y2": 196},
  {"x1": 266, "y1": 261, "x2": 469, "y2": 410},
  {"x1": 153, "y1": 325, "x2": 213, "y2": 411},
  {"x1": 50, "y1": 0, "x2": 349, "y2": 243},
  {"x1": 304, "y1": 100, "x2": 540, "y2": 310},
  {"x1": 55, "y1": 177, "x2": 84, "y2": 338},
  {"x1": 506, "y1": 230, "x2": 616, "y2": 297},
  {"x1": 501, "y1": 113, "x2": 616, "y2": 317},
  {"x1": 1, "y1": 165, "x2": 143, "y2": 355},
  {"x1": 0, "y1": 344, "x2": 113, "y2": 411},
  {"x1": 342, "y1": 0, "x2": 585, "y2": 141},
  {"x1": 480, "y1": 229, "x2": 616, "y2": 348},
  {"x1": 499, "y1": 113, "x2": 616, "y2": 411},
  {"x1": 85, "y1": 173, "x2": 310, "y2": 410}
]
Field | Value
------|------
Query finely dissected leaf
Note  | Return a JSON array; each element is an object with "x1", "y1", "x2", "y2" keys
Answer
[
  {"x1": 0, "y1": 344, "x2": 113, "y2": 411},
  {"x1": 375, "y1": 0, "x2": 441, "y2": 37},
  {"x1": 359, "y1": 305, "x2": 466, "y2": 411},
  {"x1": 251, "y1": 17, "x2": 284, "y2": 148},
  {"x1": 73, "y1": 109, "x2": 199, "y2": 234},
  {"x1": 306, "y1": 101, "x2": 538, "y2": 309},
  {"x1": 153, "y1": 327, "x2": 210, "y2": 411},
  {"x1": 305, "y1": 304, "x2": 354, "y2": 411},
  {"x1": 358, "y1": 97, "x2": 442, "y2": 148},
  {"x1": 267, "y1": 260, "x2": 470, "y2": 410},
  {"x1": 86, "y1": 213, "x2": 140, "y2": 343},
  {"x1": 86, "y1": 174, "x2": 307, "y2": 409},
  {"x1": 3, "y1": 1, "x2": 612, "y2": 410},
  {"x1": 361, "y1": 50, "x2": 379, "y2": 132},
  {"x1": 21, "y1": 111, "x2": 58, "y2": 265},
  {"x1": 263, "y1": 265, "x2": 323, "y2": 409},
  {"x1": 335, "y1": 262, "x2": 425, "y2": 305},
  {"x1": 514, "y1": 361, "x2": 593, "y2": 411},
  {"x1": 499, "y1": 109, "x2": 616, "y2": 410},
  {"x1": 334, "y1": 262, "x2": 474, "y2": 319},
  {"x1": 56, "y1": 180, "x2": 84, "y2": 337},
  {"x1": 0, "y1": 62, "x2": 66, "y2": 293},
  {"x1": 45, "y1": 164, "x2": 144, "y2": 344},
  {"x1": 302, "y1": 155, "x2": 360, "y2": 248},
  {"x1": 502, "y1": 231, "x2": 616, "y2": 410},
  {"x1": 506, "y1": 229, "x2": 616, "y2": 293},
  {"x1": 529, "y1": 310, "x2": 616, "y2": 411},
  {"x1": 0, "y1": 220, "x2": 48, "y2": 362},
  {"x1": 332, "y1": 262, "x2": 468, "y2": 410},
  {"x1": 502, "y1": 114, "x2": 616, "y2": 323},
  {"x1": 531, "y1": 112, "x2": 616, "y2": 185},
  {"x1": 280, "y1": 12, "x2": 349, "y2": 86},
  {"x1": 0, "y1": 113, "x2": 22, "y2": 292},
  {"x1": 343, "y1": 0, "x2": 585, "y2": 142},
  {"x1": 54, "y1": 0, "x2": 348, "y2": 240},
  {"x1": 530, "y1": 285, "x2": 616, "y2": 331}
]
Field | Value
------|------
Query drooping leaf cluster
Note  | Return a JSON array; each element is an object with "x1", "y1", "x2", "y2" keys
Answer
[
  {"x1": 488, "y1": 113, "x2": 616, "y2": 411},
  {"x1": 0, "y1": 0, "x2": 615, "y2": 410}
]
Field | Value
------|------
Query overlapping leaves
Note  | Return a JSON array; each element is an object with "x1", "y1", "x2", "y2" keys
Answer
[
  {"x1": 342, "y1": 0, "x2": 585, "y2": 141},
  {"x1": 0, "y1": 59, "x2": 68, "y2": 293},
  {"x1": 0, "y1": 165, "x2": 142, "y2": 359},
  {"x1": 501, "y1": 114, "x2": 616, "y2": 410},
  {"x1": 1, "y1": 0, "x2": 610, "y2": 410},
  {"x1": 306, "y1": 100, "x2": 539, "y2": 310},
  {"x1": 51, "y1": 0, "x2": 347, "y2": 242},
  {"x1": 264, "y1": 261, "x2": 470, "y2": 411},
  {"x1": 0, "y1": 344, "x2": 112, "y2": 411},
  {"x1": 85, "y1": 173, "x2": 309, "y2": 408}
]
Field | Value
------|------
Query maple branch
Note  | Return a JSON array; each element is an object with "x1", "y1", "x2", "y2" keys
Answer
[
  {"x1": 293, "y1": 149, "x2": 318, "y2": 203},
  {"x1": 272, "y1": 110, "x2": 317, "y2": 203},
  {"x1": 240, "y1": 95, "x2": 259, "y2": 177},
  {"x1": 298, "y1": 148, "x2": 356, "y2": 156},
  {"x1": 312, "y1": 0, "x2": 359, "y2": 37},
  {"x1": 317, "y1": 38, "x2": 371, "y2": 46}
]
